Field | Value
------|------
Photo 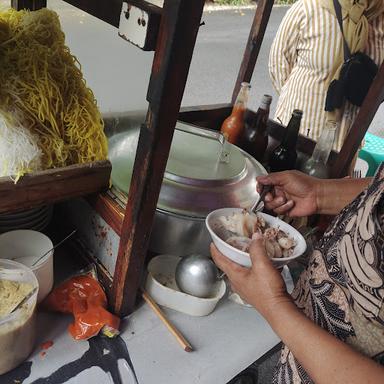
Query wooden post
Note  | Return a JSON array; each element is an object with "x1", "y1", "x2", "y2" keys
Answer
[
  {"x1": 60, "y1": 0, "x2": 123, "y2": 28},
  {"x1": 331, "y1": 61, "x2": 384, "y2": 178},
  {"x1": 231, "y1": 0, "x2": 274, "y2": 103},
  {"x1": 111, "y1": 0, "x2": 205, "y2": 317}
]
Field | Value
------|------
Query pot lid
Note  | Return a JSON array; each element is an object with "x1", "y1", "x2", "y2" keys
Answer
[{"x1": 109, "y1": 121, "x2": 267, "y2": 218}]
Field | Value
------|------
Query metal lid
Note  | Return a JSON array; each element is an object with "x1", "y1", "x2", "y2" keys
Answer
[{"x1": 109, "y1": 121, "x2": 267, "y2": 218}]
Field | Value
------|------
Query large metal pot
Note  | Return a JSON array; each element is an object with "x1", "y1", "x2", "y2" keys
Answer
[{"x1": 108, "y1": 118, "x2": 266, "y2": 256}]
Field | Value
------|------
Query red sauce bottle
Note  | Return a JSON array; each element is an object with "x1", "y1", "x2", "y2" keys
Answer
[{"x1": 220, "y1": 82, "x2": 251, "y2": 144}]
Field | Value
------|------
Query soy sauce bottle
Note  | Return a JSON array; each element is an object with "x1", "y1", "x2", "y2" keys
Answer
[
  {"x1": 239, "y1": 94, "x2": 272, "y2": 162},
  {"x1": 269, "y1": 109, "x2": 303, "y2": 172}
]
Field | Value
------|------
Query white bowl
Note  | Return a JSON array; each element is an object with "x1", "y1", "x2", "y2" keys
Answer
[
  {"x1": 205, "y1": 208, "x2": 307, "y2": 268},
  {"x1": 0, "y1": 230, "x2": 54, "y2": 303},
  {"x1": 145, "y1": 255, "x2": 226, "y2": 317}
]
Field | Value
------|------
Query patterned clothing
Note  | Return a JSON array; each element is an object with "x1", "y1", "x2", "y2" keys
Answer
[
  {"x1": 268, "y1": 0, "x2": 384, "y2": 151},
  {"x1": 274, "y1": 163, "x2": 384, "y2": 383}
]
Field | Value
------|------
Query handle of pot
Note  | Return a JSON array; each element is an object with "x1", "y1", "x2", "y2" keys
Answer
[{"x1": 175, "y1": 123, "x2": 230, "y2": 163}]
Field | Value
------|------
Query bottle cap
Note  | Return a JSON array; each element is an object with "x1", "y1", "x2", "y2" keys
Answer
[
  {"x1": 261, "y1": 94, "x2": 272, "y2": 105},
  {"x1": 325, "y1": 120, "x2": 338, "y2": 130},
  {"x1": 240, "y1": 82, "x2": 251, "y2": 88},
  {"x1": 292, "y1": 109, "x2": 303, "y2": 117},
  {"x1": 260, "y1": 94, "x2": 272, "y2": 109}
]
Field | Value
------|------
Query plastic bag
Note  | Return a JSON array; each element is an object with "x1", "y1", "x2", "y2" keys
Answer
[{"x1": 43, "y1": 266, "x2": 120, "y2": 340}]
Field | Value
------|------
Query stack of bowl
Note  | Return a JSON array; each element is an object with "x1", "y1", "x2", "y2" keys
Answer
[{"x1": 0, "y1": 206, "x2": 53, "y2": 234}]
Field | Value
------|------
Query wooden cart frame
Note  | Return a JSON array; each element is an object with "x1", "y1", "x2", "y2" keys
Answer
[{"x1": 5, "y1": 0, "x2": 384, "y2": 316}]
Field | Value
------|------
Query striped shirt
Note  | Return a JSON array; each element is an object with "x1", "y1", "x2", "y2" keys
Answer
[{"x1": 269, "y1": 0, "x2": 384, "y2": 151}]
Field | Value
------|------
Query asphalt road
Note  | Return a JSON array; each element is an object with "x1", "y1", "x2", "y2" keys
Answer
[
  {"x1": 21, "y1": 1, "x2": 384, "y2": 136},
  {"x1": 183, "y1": 7, "x2": 286, "y2": 113}
]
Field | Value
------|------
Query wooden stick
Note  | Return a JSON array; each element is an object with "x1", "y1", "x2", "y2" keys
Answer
[{"x1": 141, "y1": 289, "x2": 193, "y2": 352}]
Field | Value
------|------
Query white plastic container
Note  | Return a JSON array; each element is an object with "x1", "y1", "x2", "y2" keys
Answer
[
  {"x1": 145, "y1": 255, "x2": 226, "y2": 317},
  {"x1": 0, "y1": 259, "x2": 38, "y2": 375},
  {"x1": 0, "y1": 230, "x2": 54, "y2": 302}
]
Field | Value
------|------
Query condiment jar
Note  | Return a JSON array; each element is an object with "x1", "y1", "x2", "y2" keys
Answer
[{"x1": 0, "y1": 259, "x2": 38, "y2": 375}]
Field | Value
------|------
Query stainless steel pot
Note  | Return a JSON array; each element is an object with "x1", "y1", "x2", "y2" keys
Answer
[{"x1": 107, "y1": 117, "x2": 267, "y2": 256}]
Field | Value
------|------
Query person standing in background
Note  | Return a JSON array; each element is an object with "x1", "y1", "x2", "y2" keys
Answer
[{"x1": 269, "y1": 0, "x2": 384, "y2": 152}]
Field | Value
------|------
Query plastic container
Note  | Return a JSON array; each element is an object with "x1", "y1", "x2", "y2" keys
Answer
[
  {"x1": 0, "y1": 259, "x2": 38, "y2": 375},
  {"x1": 0, "y1": 230, "x2": 54, "y2": 302},
  {"x1": 145, "y1": 255, "x2": 226, "y2": 317}
]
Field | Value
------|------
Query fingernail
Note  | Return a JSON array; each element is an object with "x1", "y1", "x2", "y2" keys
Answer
[{"x1": 265, "y1": 195, "x2": 272, "y2": 202}]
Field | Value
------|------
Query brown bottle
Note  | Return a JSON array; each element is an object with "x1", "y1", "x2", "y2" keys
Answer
[
  {"x1": 269, "y1": 109, "x2": 303, "y2": 172},
  {"x1": 220, "y1": 82, "x2": 251, "y2": 144},
  {"x1": 239, "y1": 94, "x2": 272, "y2": 162}
]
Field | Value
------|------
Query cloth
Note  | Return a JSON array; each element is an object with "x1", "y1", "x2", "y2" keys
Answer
[
  {"x1": 268, "y1": 0, "x2": 384, "y2": 151},
  {"x1": 273, "y1": 164, "x2": 384, "y2": 383}
]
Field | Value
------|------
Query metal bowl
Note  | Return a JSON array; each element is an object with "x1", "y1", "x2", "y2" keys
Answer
[{"x1": 175, "y1": 254, "x2": 221, "y2": 298}]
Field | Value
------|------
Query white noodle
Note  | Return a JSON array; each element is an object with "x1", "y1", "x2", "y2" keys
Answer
[{"x1": 0, "y1": 116, "x2": 42, "y2": 181}]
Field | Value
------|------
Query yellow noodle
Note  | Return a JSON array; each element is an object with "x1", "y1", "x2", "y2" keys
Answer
[{"x1": 0, "y1": 8, "x2": 107, "y2": 173}]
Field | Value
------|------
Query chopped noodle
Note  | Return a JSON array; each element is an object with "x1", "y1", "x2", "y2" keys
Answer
[{"x1": 0, "y1": 8, "x2": 108, "y2": 176}]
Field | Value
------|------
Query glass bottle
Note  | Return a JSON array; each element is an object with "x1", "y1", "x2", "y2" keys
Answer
[
  {"x1": 239, "y1": 94, "x2": 272, "y2": 162},
  {"x1": 300, "y1": 121, "x2": 338, "y2": 179},
  {"x1": 220, "y1": 82, "x2": 251, "y2": 144},
  {"x1": 269, "y1": 109, "x2": 303, "y2": 172}
]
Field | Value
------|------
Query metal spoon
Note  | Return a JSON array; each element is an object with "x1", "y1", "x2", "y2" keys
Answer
[
  {"x1": 31, "y1": 229, "x2": 77, "y2": 267},
  {"x1": 252, "y1": 185, "x2": 273, "y2": 214},
  {"x1": 9, "y1": 286, "x2": 38, "y2": 314}
]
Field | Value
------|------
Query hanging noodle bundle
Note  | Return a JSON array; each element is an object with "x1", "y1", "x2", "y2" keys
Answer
[{"x1": 0, "y1": 7, "x2": 108, "y2": 180}]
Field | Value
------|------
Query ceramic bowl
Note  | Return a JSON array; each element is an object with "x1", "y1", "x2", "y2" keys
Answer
[
  {"x1": 0, "y1": 230, "x2": 54, "y2": 303},
  {"x1": 205, "y1": 208, "x2": 307, "y2": 268},
  {"x1": 145, "y1": 254, "x2": 226, "y2": 317}
]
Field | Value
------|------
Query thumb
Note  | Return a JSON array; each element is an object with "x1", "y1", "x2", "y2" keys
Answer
[{"x1": 249, "y1": 233, "x2": 272, "y2": 268}]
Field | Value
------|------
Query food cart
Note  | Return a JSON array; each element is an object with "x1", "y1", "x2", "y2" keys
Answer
[{"x1": 1, "y1": 0, "x2": 383, "y2": 382}]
